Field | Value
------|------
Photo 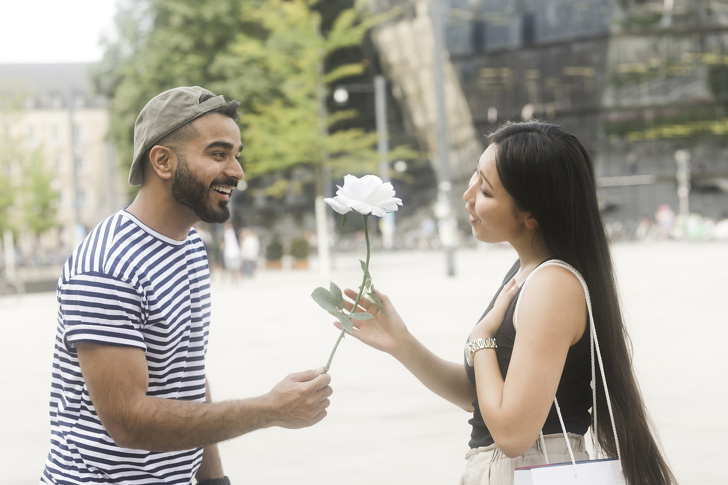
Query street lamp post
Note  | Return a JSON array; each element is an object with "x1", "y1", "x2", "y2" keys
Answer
[
  {"x1": 67, "y1": 89, "x2": 85, "y2": 246},
  {"x1": 429, "y1": 0, "x2": 457, "y2": 277},
  {"x1": 333, "y1": 75, "x2": 395, "y2": 249},
  {"x1": 674, "y1": 149, "x2": 691, "y2": 234}
]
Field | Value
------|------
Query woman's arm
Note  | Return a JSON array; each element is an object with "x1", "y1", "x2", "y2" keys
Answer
[
  {"x1": 341, "y1": 289, "x2": 475, "y2": 411},
  {"x1": 469, "y1": 266, "x2": 586, "y2": 457}
]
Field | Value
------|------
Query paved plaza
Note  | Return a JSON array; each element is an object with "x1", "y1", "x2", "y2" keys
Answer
[{"x1": 2, "y1": 241, "x2": 727, "y2": 484}]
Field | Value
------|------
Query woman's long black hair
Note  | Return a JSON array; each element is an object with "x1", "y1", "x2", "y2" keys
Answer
[{"x1": 488, "y1": 121, "x2": 677, "y2": 485}]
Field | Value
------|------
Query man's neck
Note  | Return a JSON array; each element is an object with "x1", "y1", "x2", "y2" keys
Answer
[{"x1": 126, "y1": 189, "x2": 197, "y2": 241}]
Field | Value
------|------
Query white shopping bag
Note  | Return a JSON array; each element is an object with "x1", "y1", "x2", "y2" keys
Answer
[{"x1": 514, "y1": 458, "x2": 625, "y2": 485}]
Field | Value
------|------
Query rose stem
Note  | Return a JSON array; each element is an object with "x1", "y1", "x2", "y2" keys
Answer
[{"x1": 325, "y1": 215, "x2": 370, "y2": 372}]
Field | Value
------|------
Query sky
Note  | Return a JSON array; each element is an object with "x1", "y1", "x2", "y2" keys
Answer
[{"x1": 0, "y1": 0, "x2": 118, "y2": 63}]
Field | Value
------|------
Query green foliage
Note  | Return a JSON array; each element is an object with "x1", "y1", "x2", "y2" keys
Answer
[
  {"x1": 94, "y1": 0, "x2": 398, "y2": 191},
  {"x1": 265, "y1": 238, "x2": 284, "y2": 261},
  {"x1": 604, "y1": 104, "x2": 728, "y2": 141},
  {"x1": 708, "y1": 64, "x2": 728, "y2": 101},
  {"x1": 232, "y1": 0, "x2": 392, "y2": 179},
  {"x1": 617, "y1": 11, "x2": 662, "y2": 31},
  {"x1": 21, "y1": 150, "x2": 59, "y2": 236},
  {"x1": 94, "y1": 0, "x2": 250, "y2": 193},
  {"x1": 0, "y1": 173, "x2": 15, "y2": 238},
  {"x1": 0, "y1": 119, "x2": 58, "y2": 238},
  {"x1": 289, "y1": 236, "x2": 311, "y2": 260}
]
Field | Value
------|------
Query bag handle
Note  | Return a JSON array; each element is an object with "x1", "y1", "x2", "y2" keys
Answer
[{"x1": 514, "y1": 259, "x2": 621, "y2": 466}]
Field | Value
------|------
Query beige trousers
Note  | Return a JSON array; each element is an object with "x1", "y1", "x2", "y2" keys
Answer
[{"x1": 459, "y1": 433, "x2": 589, "y2": 485}]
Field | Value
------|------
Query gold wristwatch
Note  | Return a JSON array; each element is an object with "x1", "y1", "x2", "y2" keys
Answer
[{"x1": 465, "y1": 337, "x2": 497, "y2": 366}]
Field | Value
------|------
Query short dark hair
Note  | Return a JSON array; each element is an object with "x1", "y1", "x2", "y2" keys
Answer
[{"x1": 199, "y1": 94, "x2": 241, "y2": 122}]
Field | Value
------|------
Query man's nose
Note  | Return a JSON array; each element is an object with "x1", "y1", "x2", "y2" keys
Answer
[{"x1": 228, "y1": 159, "x2": 245, "y2": 181}]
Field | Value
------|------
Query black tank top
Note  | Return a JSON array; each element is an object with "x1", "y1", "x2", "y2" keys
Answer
[{"x1": 464, "y1": 260, "x2": 592, "y2": 449}]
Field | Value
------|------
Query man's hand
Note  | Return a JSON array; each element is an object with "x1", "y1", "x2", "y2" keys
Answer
[{"x1": 265, "y1": 367, "x2": 333, "y2": 429}]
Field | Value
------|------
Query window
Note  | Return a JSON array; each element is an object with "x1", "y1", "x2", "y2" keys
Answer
[{"x1": 52, "y1": 124, "x2": 60, "y2": 146}]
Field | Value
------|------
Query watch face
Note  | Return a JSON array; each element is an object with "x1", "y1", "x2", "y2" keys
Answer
[{"x1": 465, "y1": 343, "x2": 474, "y2": 367}]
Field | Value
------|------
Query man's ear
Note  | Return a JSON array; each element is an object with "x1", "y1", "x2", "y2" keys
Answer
[{"x1": 147, "y1": 145, "x2": 176, "y2": 181}]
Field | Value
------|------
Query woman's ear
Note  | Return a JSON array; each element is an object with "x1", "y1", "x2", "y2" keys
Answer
[
  {"x1": 147, "y1": 145, "x2": 175, "y2": 181},
  {"x1": 523, "y1": 212, "x2": 539, "y2": 230}
]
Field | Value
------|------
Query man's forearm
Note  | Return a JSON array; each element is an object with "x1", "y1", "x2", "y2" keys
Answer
[{"x1": 114, "y1": 395, "x2": 275, "y2": 451}]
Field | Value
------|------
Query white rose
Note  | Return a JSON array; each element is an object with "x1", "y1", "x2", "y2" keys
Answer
[{"x1": 325, "y1": 174, "x2": 403, "y2": 217}]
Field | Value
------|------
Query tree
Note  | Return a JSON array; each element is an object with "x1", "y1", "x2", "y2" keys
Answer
[
  {"x1": 20, "y1": 150, "x2": 59, "y2": 237},
  {"x1": 93, "y1": 0, "x2": 252, "y2": 185},
  {"x1": 0, "y1": 106, "x2": 59, "y2": 247},
  {"x1": 0, "y1": 162, "x2": 16, "y2": 240},
  {"x1": 94, "y1": 0, "x2": 407, "y2": 194},
  {"x1": 238, "y1": 0, "x2": 384, "y2": 177}
]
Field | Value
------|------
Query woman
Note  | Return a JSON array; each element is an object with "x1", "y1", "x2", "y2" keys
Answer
[{"x1": 341, "y1": 122, "x2": 677, "y2": 484}]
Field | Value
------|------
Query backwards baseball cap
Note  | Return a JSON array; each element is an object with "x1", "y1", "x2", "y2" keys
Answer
[{"x1": 129, "y1": 86, "x2": 228, "y2": 186}]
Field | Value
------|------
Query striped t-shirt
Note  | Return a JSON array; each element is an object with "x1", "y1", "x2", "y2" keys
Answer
[{"x1": 42, "y1": 210, "x2": 212, "y2": 484}]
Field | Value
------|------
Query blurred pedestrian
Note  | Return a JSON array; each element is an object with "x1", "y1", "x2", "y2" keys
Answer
[
  {"x1": 240, "y1": 228, "x2": 260, "y2": 278},
  {"x1": 222, "y1": 222, "x2": 242, "y2": 282},
  {"x1": 655, "y1": 204, "x2": 675, "y2": 239},
  {"x1": 341, "y1": 121, "x2": 676, "y2": 485},
  {"x1": 41, "y1": 86, "x2": 332, "y2": 485}
]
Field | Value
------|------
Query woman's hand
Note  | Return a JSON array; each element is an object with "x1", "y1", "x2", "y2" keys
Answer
[
  {"x1": 470, "y1": 278, "x2": 519, "y2": 340},
  {"x1": 339, "y1": 288, "x2": 411, "y2": 357}
]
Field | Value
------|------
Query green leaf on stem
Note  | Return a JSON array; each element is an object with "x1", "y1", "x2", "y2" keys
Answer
[
  {"x1": 349, "y1": 311, "x2": 374, "y2": 320},
  {"x1": 337, "y1": 312, "x2": 355, "y2": 333},
  {"x1": 362, "y1": 273, "x2": 372, "y2": 290},
  {"x1": 329, "y1": 281, "x2": 345, "y2": 310},
  {"x1": 368, "y1": 289, "x2": 388, "y2": 316},
  {"x1": 311, "y1": 287, "x2": 340, "y2": 314}
]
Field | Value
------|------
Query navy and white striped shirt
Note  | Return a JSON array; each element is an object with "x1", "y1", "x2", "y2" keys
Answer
[{"x1": 42, "y1": 210, "x2": 212, "y2": 484}]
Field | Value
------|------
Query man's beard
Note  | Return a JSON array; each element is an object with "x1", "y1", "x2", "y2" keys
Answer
[{"x1": 171, "y1": 152, "x2": 234, "y2": 224}]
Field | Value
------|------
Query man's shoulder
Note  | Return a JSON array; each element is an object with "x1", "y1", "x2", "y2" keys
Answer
[{"x1": 61, "y1": 211, "x2": 145, "y2": 281}]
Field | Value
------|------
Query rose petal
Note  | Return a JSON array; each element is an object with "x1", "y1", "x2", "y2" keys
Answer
[{"x1": 325, "y1": 197, "x2": 353, "y2": 215}]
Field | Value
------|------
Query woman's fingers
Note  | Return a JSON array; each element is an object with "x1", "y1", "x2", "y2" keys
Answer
[
  {"x1": 494, "y1": 278, "x2": 519, "y2": 308},
  {"x1": 342, "y1": 288, "x2": 377, "y2": 314}
]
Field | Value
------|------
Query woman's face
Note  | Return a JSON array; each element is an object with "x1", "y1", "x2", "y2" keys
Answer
[{"x1": 463, "y1": 144, "x2": 528, "y2": 244}]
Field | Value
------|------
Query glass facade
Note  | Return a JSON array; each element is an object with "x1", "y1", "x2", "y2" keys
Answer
[{"x1": 373, "y1": 0, "x2": 728, "y2": 237}]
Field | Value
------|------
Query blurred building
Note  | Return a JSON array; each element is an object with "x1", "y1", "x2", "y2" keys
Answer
[
  {"x1": 0, "y1": 63, "x2": 123, "y2": 263},
  {"x1": 369, "y1": 0, "x2": 728, "y2": 238}
]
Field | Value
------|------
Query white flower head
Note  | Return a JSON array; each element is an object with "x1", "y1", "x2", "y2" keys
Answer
[{"x1": 325, "y1": 174, "x2": 403, "y2": 217}]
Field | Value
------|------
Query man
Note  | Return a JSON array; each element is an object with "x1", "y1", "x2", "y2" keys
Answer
[{"x1": 41, "y1": 86, "x2": 333, "y2": 484}]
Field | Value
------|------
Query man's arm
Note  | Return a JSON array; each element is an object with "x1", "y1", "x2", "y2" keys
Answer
[
  {"x1": 196, "y1": 380, "x2": 225, "y2": 482},
  {"x1": 76, "y1": 342, "x2": 332, "y2": 452}
]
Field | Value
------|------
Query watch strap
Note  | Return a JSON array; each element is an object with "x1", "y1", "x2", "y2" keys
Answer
[
  {"x1": 465, "y1": 337, "x2": 497, "y2": 366},
  {"x1": 198, "y1": 477, "x2": 231, "y2": 485}
]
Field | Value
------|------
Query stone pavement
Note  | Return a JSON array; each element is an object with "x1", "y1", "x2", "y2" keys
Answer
[{"x1": 2, "y1": 241, "x2": 726, "y2": 484}]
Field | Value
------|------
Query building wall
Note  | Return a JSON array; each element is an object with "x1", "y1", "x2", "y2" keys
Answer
[
  {"x1": 0, "y1": 64, "x2": 124, "y2": 263},
  {"x1": 369, "y1": 0, "x2": 728, "y2": 238}
]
